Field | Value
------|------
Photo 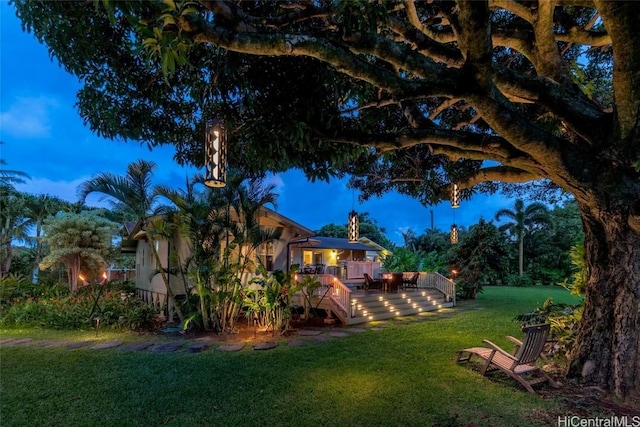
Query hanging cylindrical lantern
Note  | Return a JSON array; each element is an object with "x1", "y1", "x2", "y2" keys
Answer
[
  {"x1": 348, "y1": 210, "x2": 359, "y2": 242},
  {"x1": 204, "y1": 119, "x2": 227, "y2": 188},
  {"x1": 450, "y1": 224, "x2": 459, "y2": 244},
  {"x1": 451, "y1": 183, "x2": 460, "y2": 208}
]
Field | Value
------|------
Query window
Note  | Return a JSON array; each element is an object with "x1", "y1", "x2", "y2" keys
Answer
[
  {"x1": 260, "y1": 241, "x2": 275, "y2": 271},
  {"x1": 303, "y1": 250, "x2": 313, "y2": 265}
]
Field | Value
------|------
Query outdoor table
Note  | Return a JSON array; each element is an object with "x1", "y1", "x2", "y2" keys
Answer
[{"x1": 382, "y1": 273, "x2": 403, "y2": 293}]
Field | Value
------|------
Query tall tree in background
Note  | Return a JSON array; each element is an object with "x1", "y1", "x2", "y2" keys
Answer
[
  {"x1": 13, "y1": 0, "x2": 640, "y2": 398},
  {"x1": 415, "y1": 228, "x2": 448, "y2": 254},
  {"x1": 156, "y1": 173, "x2": 282, "y2": 332},
  {"x1": 77, "y1": 159, "x2": 184, "y2": 321},
  {"x1": 401, "y1": 228, "x2": 417, "y2": 250},
  {"x1": 22, "y1": 194, "x2": 65, "y2": 283},
  {"x1": 0, "y1": 142, "x2": 30, "y2": 189},
  {"x1": 453, "y1": 218, "x2": 508, "y2": 299},
  {"x1": 316, "y1": 212, "x2": 394, "y2": 249},
  {"x1": 495, "y1": 199, "x2": 552, "y2": 277},
  {"x1": 0, "y1": 186, "x2": 29, "y2": 278},
  {"x1": 40, "y1": 211, "x2": 117, "y2": 292}
]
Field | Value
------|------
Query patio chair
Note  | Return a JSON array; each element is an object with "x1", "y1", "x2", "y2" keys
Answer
[
  {"x1": 363, "y1": 273, "x2": 382, "y2": 293},
  {"x1": 456, "y1": 323, "x2": 559, "y2": 393},
  {"x1": 402, "y1": 272, "x2": 419, "y2": 291}
]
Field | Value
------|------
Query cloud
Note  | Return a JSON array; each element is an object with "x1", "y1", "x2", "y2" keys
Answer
[
  {"x1": 14, "y1": 176, "x2": 108, "y2": 208},
  {"x1": 0, "y1": 96, "x2": 59, "y2": 139},
  {"x1": 264, "y1": 173, "x2": 285, "y2": 194}
]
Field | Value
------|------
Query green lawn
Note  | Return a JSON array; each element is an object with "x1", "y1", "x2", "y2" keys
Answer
[{"x1": 1, "y1": 287, "x2": 582, "y2": 427}]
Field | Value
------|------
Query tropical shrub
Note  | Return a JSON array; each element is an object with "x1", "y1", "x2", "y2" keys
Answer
[
  {"x1": 505, "y1": 272, "x2": 534, "y2": 287},
  {"x1": 558, "y1": 243, "x2": 587, "y2": 295},
  {"x1": 0, "y1": 282, "x2": 158, "y2": 331},
  {"x1": 0, "y1": 273, "x2": 35, "y2": 305},
  {"x1": 244, "y1": 265, "x2": 297, "y2": 336},
  {"x1": 453, "y1": 219, "x2": 509, "y2": 299},
  {"x1": 381, "y1": 247, "x2": 421, "y2": 272},
  {"x1": 516, "y1": 242, "x2": 587, "y2": 363},
  {"x1": 382, "y1": 248, "x2": 445, "y2": 273},
  {"x1": 290, "y1": 272, "x2": 322, "y2": 321},
  {"x1": 515, "y1": 297, "x2": 583, "y2": 362}
]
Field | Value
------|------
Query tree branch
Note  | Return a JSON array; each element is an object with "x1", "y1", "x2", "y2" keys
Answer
[
  {"x1": 387, "y1": 16, "x2": 464, "y2": 67},
  {"x1": 595, "y1": 0, "x2": 640, "y2": 139},
  {"x1": 488, "y1": 0, "x2": 534, "y2": 24},
  {"x1": 491, "y1": 28, "x2": 536, "y2": 66},
  {"x1": 451, "y1": 0, "x2": 495, "y2": 87},
  {"x1": 458, "y1": 165, "x2": 541, "y2": 188},
  {"x1": 555, "y1": 28, "x2": 611, "y2": 46},
  {"x1": 531, "y1": 0, "x2": 574, "y2": 85},
  {"x1": 402, "y1": 0, "x2": 456, "y2": 44},
  {"x1": 493, "y1": 65, "x2": 610, "y2": 143},
  {"x1": 429, "y1": 98, "x2": 461, "y2": 120},
  {"x1": 204, "y1": 1, "x2": 329, "y2": 30},
  {"x1": 320, "y1": 126, "x2": 546, "y2": 177},
  {"x1": 340, "y1": 31, "x2": 461, "y2": 86},
  {"x1": 191, "y1": 20, "x2": 464, "y2": 100}
]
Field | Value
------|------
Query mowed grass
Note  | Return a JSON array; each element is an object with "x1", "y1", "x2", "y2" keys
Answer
[{"x1": 1, "y1": 287, "x2": 581, "y2": 427}]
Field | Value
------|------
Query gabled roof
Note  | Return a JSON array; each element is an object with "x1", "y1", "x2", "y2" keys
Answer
[
  {"x1": 124, "y1": 220, "x2": 138, "y2": 236},
  {"x1": 358, "y1": 236, "x2": 393, "y2": 256},
  {"x1": 289, "y1": 236, "x2": 387, "y2": 252},
  {"x1": 125, "y1": 207, "x2": 315, "y2": 241},
  {"x1": 261, "y1": 207, "x2": 315, "y2": 238}
]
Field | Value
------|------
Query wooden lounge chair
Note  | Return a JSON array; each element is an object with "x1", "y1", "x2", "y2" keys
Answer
[
  {"x1": 363, "y1": 273, "x2": 382, "y2": 293},
  {"x1": 456, "y1": 324, "x2": 559, "y2": 393},
  {"x1": 402, "y1": 272, "x2": 419, "y2": 290}
]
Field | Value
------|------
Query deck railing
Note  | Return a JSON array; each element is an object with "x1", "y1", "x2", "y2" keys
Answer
[
  {"x1": 136, "y1": 270, "x2": 452, "y2": 324},
  {"x1": 418, "y1": 272, "x2": 456, "y2": 306},
  {"x1": 309, "y1": 274, "x2": 351, "y2": 319}
]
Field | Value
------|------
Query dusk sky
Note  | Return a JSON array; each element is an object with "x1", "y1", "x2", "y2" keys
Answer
[{"x1": 0, "y1": 3, "x2": 514, "y2": 245}]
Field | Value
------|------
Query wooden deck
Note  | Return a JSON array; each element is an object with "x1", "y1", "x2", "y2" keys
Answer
[{"x1": 306, "y1": 272, "x2": 456, "y2": 325}]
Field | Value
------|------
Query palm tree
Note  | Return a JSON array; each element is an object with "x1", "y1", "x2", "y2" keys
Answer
[
  {"x1": 495, "y1": 199, "x2": 553, "y2": 277},
  {"x1": 22, "y1": 194, "x2": 65, "y2": 283},
  {"x1": 401, "y1": 229, "x2": 417, "y2": 251},
  {"x1": 416, "y1": 228, "x2": 448, "y2": 253},
  {"x1": 156, "y1": 173, "x2": 282, "y2": 332},
  {"x1": 0, "y1": 142, "x2": 30, "y2": 189},
  {"x1": 77, "y1": 159, "x2": 184, "y2": 321},
  {"x1": 0, "y1": 186, "x2": 30, "y2": 278},
  {"x1": 232, "y1": 176, "x2": 282, "y2": 271},
  {"x1": 77, "y1": 159, "x2": 159, "y2": 216}
]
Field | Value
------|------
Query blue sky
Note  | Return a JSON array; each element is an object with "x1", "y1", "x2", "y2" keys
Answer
[{"x1": 0, "y1": 4, "x2": 513, "y2": 245}]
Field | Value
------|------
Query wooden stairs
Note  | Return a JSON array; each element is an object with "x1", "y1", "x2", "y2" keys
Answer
[{"x1": 319, "y1": 288, "x2": 454, "y2": 325}]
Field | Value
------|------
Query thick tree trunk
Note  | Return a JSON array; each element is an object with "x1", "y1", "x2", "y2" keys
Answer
[
  {"x1": 0, "y1": 245, "x2": 12, "y2": 278},
  {"x1": 518, "y1": 235, "x2": 524, "y2": 276},
  {"x1": 67, "y1": 256, "x2": 81, "y2": 293},
  {"x1": 568, "y1": 206, "x2": 640, "y2": 401}
]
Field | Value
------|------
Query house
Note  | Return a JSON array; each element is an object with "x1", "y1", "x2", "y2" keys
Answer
[
  {"x1": 288, "y1": 235, "x2": 392, "y2": 282},
  {"x1": 126, "y1": 207, "x2": 314, "y2": 317},
  {"x1": 125, "y1": 208, "x2": 454, "y2": 325}
]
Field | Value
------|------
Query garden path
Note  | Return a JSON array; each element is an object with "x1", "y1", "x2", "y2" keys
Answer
[{"x1": 0, "y1": 316, "x2": 426, "y2": 354}]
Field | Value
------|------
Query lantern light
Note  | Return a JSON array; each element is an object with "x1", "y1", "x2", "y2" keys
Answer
[
  {"x1": 204, "y1": 119, "x2": 227, "y2": 188},
  {"x1": 348, "y1": 210, "x2": 359, "y2": 242},
  {"x1": 450, "y1": 224, "x2": 459, "y2": 244},
  {"x1": 451, "y1": 183, "x2": 461, "y2": 208}
]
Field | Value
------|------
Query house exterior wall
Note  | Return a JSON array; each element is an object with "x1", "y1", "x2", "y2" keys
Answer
[
  {"x1": 273, "y1": 227, "x2": 295, "y2": 272},
  {"x1": 134, "y1": 237, "x2": 189, "y2": 296},
  {"x1": 134, "y1": 220, "x2": 304, "y2": 295}
]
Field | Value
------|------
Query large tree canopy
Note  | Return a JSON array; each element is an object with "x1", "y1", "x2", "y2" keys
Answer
[{"x1": 14, "y1": 0, "x2": 640, "y2": 399}]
